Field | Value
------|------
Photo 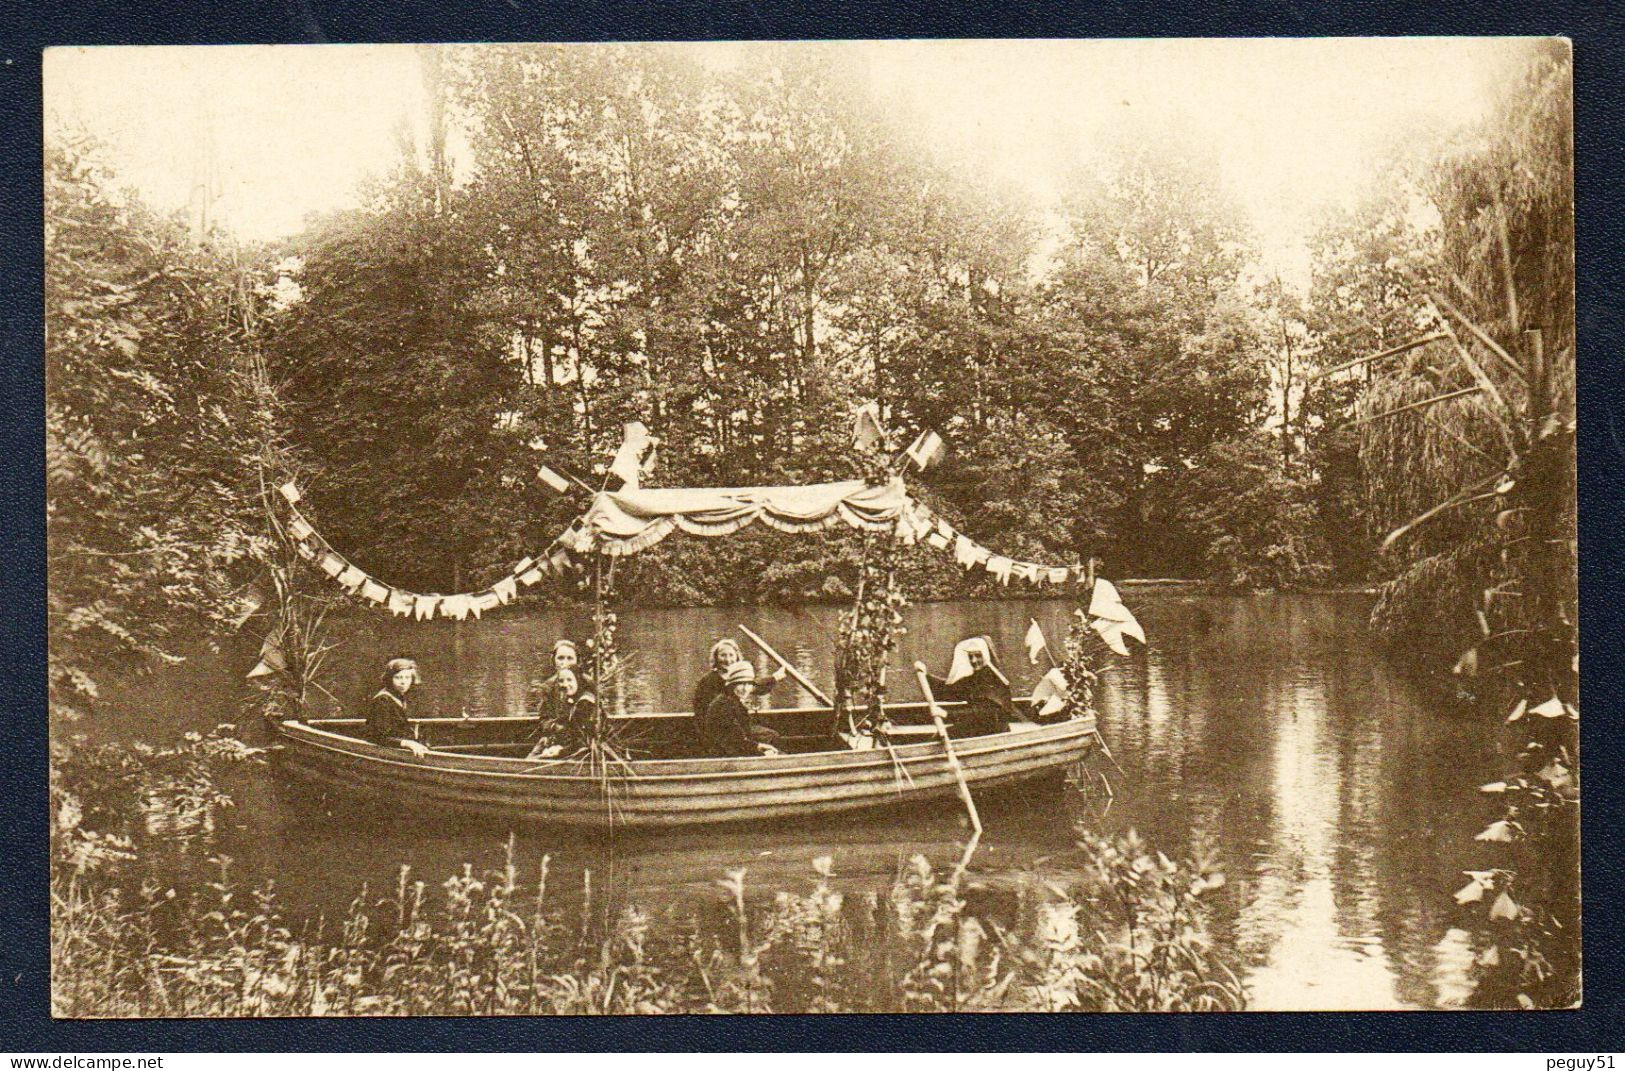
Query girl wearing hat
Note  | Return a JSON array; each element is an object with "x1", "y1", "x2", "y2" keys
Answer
[
  {"x1": 362, "y1": 657, "x2": 430, "y2": 756},
  {"x1": 691, "y1": 637, "x2": 785, "y2": 722},
  {"x1": 695, "y1": 658, "x2": 782, "y2": 757}
]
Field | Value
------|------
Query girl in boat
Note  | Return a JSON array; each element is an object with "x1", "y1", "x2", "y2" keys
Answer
[
  {"x1": 524, "y1": 639, "x2": 582, "y2": 714},
  {"x1": 691, "y1": 638, "x2": 785, "y2": 720},
  {"x1": 362, "y1": 657, "x2": 430, "y2": 756},
  {"x1": 695, "y1": 659, "x2": 782, "y2": 758},
  {"x1": 526, "y1": 667, "x2": 596, "y2": 759},
  {"x1": 917, "y1": 636, "x2": 1021, "y2": 737}
]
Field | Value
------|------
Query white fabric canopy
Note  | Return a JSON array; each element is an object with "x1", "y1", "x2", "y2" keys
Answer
[{"x1": 575, "y1": 477, "x2": 911, "y2": 556}]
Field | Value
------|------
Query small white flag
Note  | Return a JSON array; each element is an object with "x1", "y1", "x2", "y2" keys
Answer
[
  {"x1": 1088, "y1": 578, "x2": 1146, "y2": 645},
  {"x1": 538, "y1": 465, "x2": 572, "y2": 494},
  {"x1": 608, "y1": 421, "x2": 656, "y2": 490},
  {"x1": 492, "y1": 576, "x2": 518, "y2": 604},
  {"x1": 1024, "y1": 619, "x2": 1048, "y2": 665},
  {"x1": 905, "y1": 429, "x2": 945, "y2": 471},
  {"x1": 288, "y1": 516, "x2": 315, "y2": 540},
  {"x1": 1031, "y1": 666, "x2": 1070, "y2": 717},
  {"x1": 278, "y1": 481, "x2": 301, "y2": 504},
  {"x1": 852, "y1": 402, "x2": 886, "y2": 451}
]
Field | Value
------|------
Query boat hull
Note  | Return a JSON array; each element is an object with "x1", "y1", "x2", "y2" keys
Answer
[{"x1": 274, "y1": 716, "x2": 1097, "y2": 830}]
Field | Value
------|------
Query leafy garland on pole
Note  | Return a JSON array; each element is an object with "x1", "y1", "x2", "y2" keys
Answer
[{"x1": 833, "y1": 439, "x2": 910, "y2": 733}]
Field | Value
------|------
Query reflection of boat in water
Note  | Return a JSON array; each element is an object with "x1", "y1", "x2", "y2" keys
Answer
[{"x1": 275, "y1": 703, "x2": 1096, "y2": 830}]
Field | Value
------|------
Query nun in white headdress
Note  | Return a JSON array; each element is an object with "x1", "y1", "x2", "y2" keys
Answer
[{"x1": 915, "y1": 635, "x2": 1019, "y2": 738}]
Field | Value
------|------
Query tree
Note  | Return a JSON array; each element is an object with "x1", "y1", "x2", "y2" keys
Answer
[{"x1": 46, "y1": 134, "x2": 277, "y2": 724}]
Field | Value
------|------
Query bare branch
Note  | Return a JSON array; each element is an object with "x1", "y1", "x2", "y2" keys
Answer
[
  {"x1": 1340, "y1": 385, "x2": 1482, "y2": 430},
  {"x1": 1307, "y1": 333, "x2": 1446, "y2": 384}
]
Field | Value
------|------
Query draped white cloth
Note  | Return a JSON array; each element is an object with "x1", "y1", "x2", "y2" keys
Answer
[{"x1": 574, "y1": 477, "x2": 911, "y2": 556}]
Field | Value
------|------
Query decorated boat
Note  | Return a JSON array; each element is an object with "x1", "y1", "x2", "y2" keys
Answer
[
  {"x1": 276, "y1": 706, "x2": 1098, "y2": 829},
  {"x1": 264, "y1": 416, "x2": 1143, "y2": 831}
]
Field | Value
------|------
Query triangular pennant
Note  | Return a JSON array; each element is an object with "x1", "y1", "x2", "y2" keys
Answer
[
  {"x1": 258, "y1": 634, "x2": 287, "y2": 673},
  {"x1": 852, "y1": 402, "x2": 886, "y2": 451},
  {"x1": 492, "y1": 576, "x2": 518, "y2": 604},
  {"x1": 954, "y1": 535, "x2": 979, "y2": 569},
  {"x1": 518, "y1": 566, "x2": 545, "y2": 586}
]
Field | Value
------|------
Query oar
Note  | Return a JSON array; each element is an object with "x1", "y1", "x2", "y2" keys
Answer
[
  {"x1": 737, "y1": 624, "x2": 834, "y2": 708},
  {"x1": 913, "y1": 664, "x2": 983, "y2": 836}
]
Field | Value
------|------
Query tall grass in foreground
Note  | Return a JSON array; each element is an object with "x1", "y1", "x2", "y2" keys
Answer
[{"x1": 52, "y1": 833, "x2": 1242, "y2": 1017}]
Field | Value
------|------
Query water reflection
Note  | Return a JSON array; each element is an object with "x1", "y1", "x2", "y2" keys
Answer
[{"x1": 89, "y1": 592, "x2": 1503, "y2": 1010}]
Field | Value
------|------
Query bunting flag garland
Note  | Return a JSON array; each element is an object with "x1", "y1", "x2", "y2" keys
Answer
[
  {"x1": 896, "y1": 499, "x2": 1095, "y2": 591},
  {"x1": 275, "y1": 480, "x2": 583, "y2": 621},
  {"x1": 275, "y1": 471, "x2": 1115, "y2": 620}
]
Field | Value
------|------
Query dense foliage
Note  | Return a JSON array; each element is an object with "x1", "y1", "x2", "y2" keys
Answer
[
  {"x1": 1317, "y1": 42, "x2": 1577, "y2": 1008},
  {"x1": 260, "y1": 44, "x2": 1366, "y2": 600},
  {"x1": 45, "y1": 135, "x2": 280, "y2": 727}
]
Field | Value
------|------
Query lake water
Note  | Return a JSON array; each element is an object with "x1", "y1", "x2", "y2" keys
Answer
[{"x1": 87, "y1": 591, "x2": 1504, "y2": 1010}]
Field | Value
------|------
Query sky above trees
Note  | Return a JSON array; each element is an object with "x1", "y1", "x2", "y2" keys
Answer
[{"x1": 45, "y1": 38, "x2": 1524, "y2": 282}]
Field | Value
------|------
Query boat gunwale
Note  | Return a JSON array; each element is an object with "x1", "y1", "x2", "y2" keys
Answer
[{"x1": 277, "y1": 716, "x2": 1097, "y2": 785}]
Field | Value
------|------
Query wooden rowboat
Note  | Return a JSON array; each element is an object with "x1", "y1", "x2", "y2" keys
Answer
[{"x1": 274, "y1": 704, "x2": 1097, "y2": 830}]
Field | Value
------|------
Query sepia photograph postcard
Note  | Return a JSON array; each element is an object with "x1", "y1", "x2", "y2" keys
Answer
[{"x1": 41, "y1": 36, "x2": 1578, "y2": 1022}]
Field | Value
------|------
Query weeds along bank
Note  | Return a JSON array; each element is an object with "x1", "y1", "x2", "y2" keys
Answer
[
  {"x1": 50, "y1": 732, "x2": 1241, "y2": 1017},
  {"x1": 53, "y1": 836, "x2": 1240, "y2": 1017}
]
